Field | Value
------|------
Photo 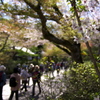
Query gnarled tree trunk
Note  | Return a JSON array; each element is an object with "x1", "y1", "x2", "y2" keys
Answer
[{"x1": 23, "y1": 0, "x2": 83, "y2": 63}]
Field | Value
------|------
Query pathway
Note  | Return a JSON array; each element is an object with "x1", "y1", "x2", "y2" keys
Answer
[{"x1": 3, "y1": 70, "x2": 65, "y2": 100}]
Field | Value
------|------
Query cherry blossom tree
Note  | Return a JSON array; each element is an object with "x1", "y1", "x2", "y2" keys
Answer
[
  {"x1": 68, "y1": 0, "x2": 100, "y2": 79},
  {"x1": 0, "y1": 0, "x2": 83, "y2": 63},
  {"x1": 0, "y1": 0, "x2": 99, "y2": 65},
  {"x1": 0, "y1": 18, "x2": 47, "y2": 52}
]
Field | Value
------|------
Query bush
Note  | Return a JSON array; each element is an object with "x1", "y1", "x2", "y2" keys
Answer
[{"x1": 59, "y1": 62, "x2": 100, "y2": 100}]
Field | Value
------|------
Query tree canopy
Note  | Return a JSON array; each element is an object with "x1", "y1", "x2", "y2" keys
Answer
[{"x1": 0, "y1": 0, "x2": 100, "y2": 63}]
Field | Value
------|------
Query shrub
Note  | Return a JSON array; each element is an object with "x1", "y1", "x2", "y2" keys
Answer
[{"x1": 59, "y1": 62, "x2": 100, "y2": 100}]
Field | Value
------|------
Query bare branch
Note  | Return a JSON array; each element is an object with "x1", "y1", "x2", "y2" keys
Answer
[{"x1": 0, "y1": 32, "x2": 10, "y2": 52}]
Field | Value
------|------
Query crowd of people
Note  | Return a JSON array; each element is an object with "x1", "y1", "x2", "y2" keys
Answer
[
  {"x1": 0, "y1": 61, "x2": 69, "y2": 100},
  {"x1": 0, "y1": 64, "x2": 42, "y2": 100}
]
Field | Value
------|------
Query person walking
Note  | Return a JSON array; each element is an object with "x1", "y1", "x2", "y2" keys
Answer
[
  {"x1": 31, "y1": 65, "x2": 41, "y2": 96},
  {"x1": 56, "y1": 62, "x2": 60, "y2": 76},
  {"x1": 0, "y1": 65, "x2": 6, "y2": 100},
  {"x1": 20, "y1": 67, "x2": 29, "y2": 92},
  {"x1": 27, "y1": 64, "x2": 34, "y2": 86},
  {"x1": 9, "y1": 67, "x2": 21, "y2": 100}
]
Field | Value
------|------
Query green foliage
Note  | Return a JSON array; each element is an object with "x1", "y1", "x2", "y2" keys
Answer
[
  {"x1": 59, "y1": 62, "x2": 100, "y2": 100},
  {"x1": 5, "y1": 59, "x2": 18, "y2": 75},
  {"x1": 43, "y1": 43, "x2": 68, "y2": 59},
  {"x1": 14, "y1": 49, "x2": 39, "y2": 65},
  {"x1": 40, "y1": 0, "x2": 60, "y2": 6},
  {"x1": 0, "y1": 50, "x2": 19, "y2": 74},
  {"x1": 29, "y1": 46, "x2": 38, "y2": 53},
  {"x1": 0, "y1": 48, "x2": 38, "y2": 74},
  {"x1": 69, "y1": 0, "x2": 87, "y2": 13},
  {"x1": 0, "y1": 52, "x2": 10, "y2": 65}
]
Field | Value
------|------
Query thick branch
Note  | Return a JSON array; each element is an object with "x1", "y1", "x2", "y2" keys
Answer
[
  {"x1": 70, "y1": 0, "x2": 81, "y2": 26},
  {"x1": 24, "y1": 0, "x2": 83, "y2": 63},
  {"x1": 53, "y1": 4, "x2": 63, "y2": 17},
  {"x1": 56, "y1": 45, "x2": 71, "y2": 55}
]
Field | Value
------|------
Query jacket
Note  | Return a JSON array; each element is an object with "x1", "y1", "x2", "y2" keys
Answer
[
  {"x1": 0, "y1": 71, "x2": 6, "y2": 87},
  {"x1": 32, "y1": 71, "x2": 41, "y2": 80},
  {"x1": 20, "y1": 69, "x2": 29, "y2": 80},
  {"x1": 10, "y1": 73, "x2": 21, "y2": 91}
]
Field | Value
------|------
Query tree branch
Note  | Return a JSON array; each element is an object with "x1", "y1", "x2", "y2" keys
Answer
[
  {"x1": 0, "y1": 32, "x2": 9, "y2": 52},
  {"x1": 0, "y1": 0, "x2": 4, "y2": 4},
  {"x1": 56, "y1": 45, "x2": 71, "y2": 55},
  {"x1": 53, "y1": 4, "x2": 63, "y2": 17}
]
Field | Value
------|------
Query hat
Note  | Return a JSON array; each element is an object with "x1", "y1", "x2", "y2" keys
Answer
[
  {"x1": 30, "y1": 63, "x2": 34, "y2": 68},
  {"x1": 0, "y1": 65, "x2": 6, "y2": 71},
  {"x1": 17, "y1": 63, "x2": 21, "y2": 67},
  {"x1": 35, "y1": 65, "x2": 39, "y2": 70}
]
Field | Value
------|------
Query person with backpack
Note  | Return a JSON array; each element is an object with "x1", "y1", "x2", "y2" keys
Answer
[
  {"x1": 32, "y1": 65, "x2": 41, "y2": 96},
  {"x1": 0, "y1": 65, "x2": 6, "y2": 100},
  {"x1": 9, "y1": 67, "x2": 21, "y2": 100}
]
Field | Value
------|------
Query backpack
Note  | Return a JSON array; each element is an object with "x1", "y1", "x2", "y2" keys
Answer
[
  {"x1": 9, "y1": 77, "x2": 17, "y2": 87},
  {"x1": 0, "y1": 72, "x2": 3, "y2": 82}
]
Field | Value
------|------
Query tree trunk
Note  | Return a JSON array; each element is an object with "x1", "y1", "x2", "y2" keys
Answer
[
  {"x1": 34, "y1": 6, "x2": 83, "y2": 63},
  {"x1": 86, "y1": 42, "x2": 100, "y2": 80},
  {"x1": 24, "y1": 0, "x2": 83, "y2": 63},
  {"x1": 71, "y1": 43, "x2": 83, "y2": 63}
]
